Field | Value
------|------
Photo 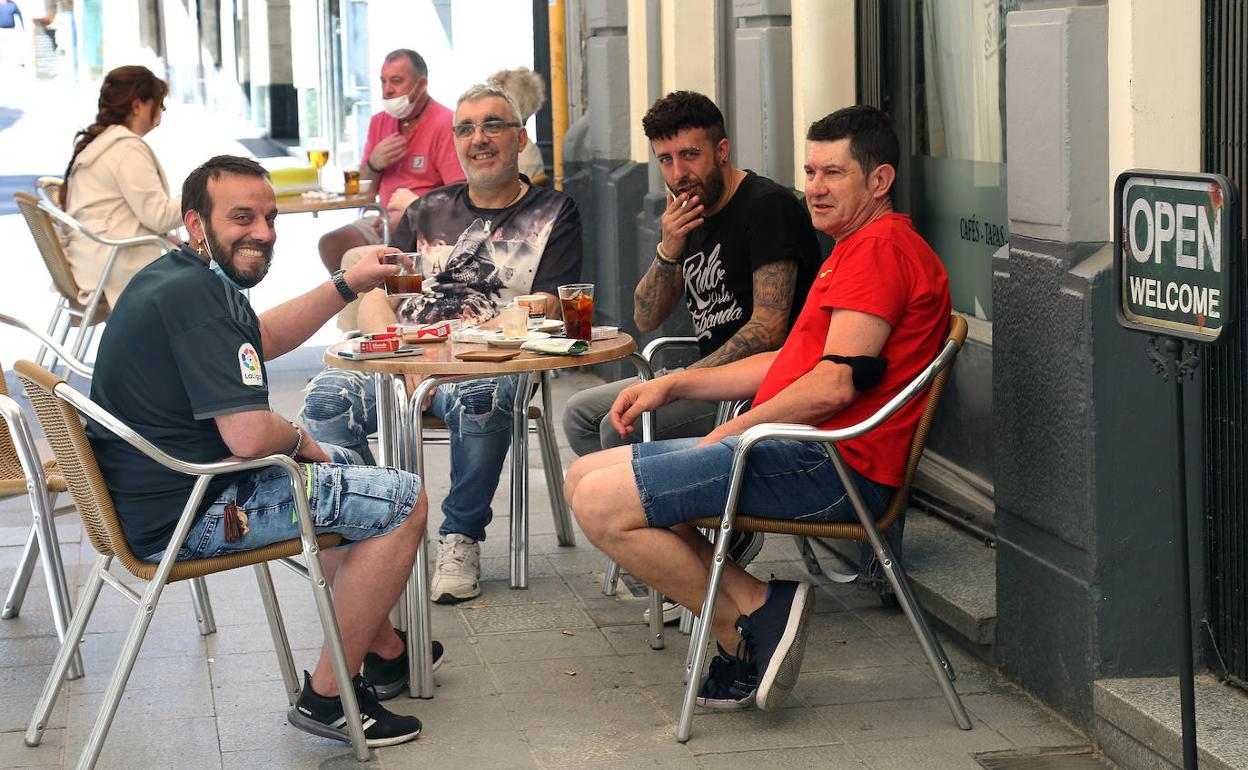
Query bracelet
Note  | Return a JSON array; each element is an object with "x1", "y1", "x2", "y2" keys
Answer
[
  {"x1": 288, "y1": 422, "x2": 305, "y2": 458},
  {"x1": 331, "y1": 269, "x2": 356, "y2": 302},
  {"x1": 655, "y1": 242, "x2": 680, "y2": 265},
  {"x1": 365, "y1": 157, "x2": 383, "y2": 174}
]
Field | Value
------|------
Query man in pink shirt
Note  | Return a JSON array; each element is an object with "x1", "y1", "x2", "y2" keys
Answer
[{"x1": 318, "y1": 48, "x2": 465, "y2": 272}]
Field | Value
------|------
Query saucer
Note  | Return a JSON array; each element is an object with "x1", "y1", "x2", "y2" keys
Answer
[
  {"x1": 529, "y1": 318, "x2": 564, "y2": 332},
  {"x1": 486, "y1": 331, "x2": 551, "y2": 348}
]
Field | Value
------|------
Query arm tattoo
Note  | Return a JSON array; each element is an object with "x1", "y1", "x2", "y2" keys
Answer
[
  {"x1": 634, "y1": 257, "x2": 685, "y2": 329},
  {"x1": 689, "y1": 260, "x2": 798, "y2": 369}
]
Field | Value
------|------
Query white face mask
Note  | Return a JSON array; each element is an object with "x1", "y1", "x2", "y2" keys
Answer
[{"x1": 382, "y1": 90, "x2": 416, "y2": 120}]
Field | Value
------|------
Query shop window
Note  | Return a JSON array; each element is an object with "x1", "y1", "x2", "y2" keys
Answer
[{"x1": 909, "y1": 0, "x2": 1016, "y2": 321}]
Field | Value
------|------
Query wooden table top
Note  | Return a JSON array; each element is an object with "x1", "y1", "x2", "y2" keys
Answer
[
  {"x1": 323, "y1": 333, "x2": 636, "y2": 376},
  {"x1": 275, "y1": 191, "x2": 380, "y2": 215}
]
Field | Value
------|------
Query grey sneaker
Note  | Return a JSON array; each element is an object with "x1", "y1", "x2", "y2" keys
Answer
[{"x1": 432, "y1": 534, "x2": 481, "y2": 604}]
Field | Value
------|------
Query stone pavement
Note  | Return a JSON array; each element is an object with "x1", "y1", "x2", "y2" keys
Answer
[{"x1": 0, "y1": 350, "x2": 1094, "y2": 769}]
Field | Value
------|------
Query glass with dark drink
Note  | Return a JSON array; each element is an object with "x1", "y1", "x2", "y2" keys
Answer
[
  {"x1": 384, "y1": 252, "x2": 424, "y2": 297},
  {"x1": 558, "y1": 283, "x2": 594, "y2": 341}
]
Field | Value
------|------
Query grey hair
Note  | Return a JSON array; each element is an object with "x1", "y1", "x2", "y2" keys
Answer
[{"x1": 456, "y1": 83, "x2": 523, "y2": 124}]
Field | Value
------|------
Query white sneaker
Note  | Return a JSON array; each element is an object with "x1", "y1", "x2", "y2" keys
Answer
[{"x1": 431, "y1": 534, "x2": 481, "y2": 604}]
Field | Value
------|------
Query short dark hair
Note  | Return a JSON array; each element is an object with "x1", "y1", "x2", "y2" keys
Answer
[
  {"x1": 384, "y1": 48, "x2": 428, "y2": 79},
  {"x1": 181, "y1": 155, "x2": 270, "y2": 219},
  {"x1": 806, "y1": 105, "x2": 900, "y2": 178},
  {"x1": 642, "y1": 90, "x2": 726, "y2": 145}
]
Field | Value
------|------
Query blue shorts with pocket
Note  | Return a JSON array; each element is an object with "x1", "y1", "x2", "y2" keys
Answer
[
  {"x1": 631, "y1": 437, "x2": 894, "y2": 530},
  {"x1": 142, "y1": 444, "x2": 421, "y2": 562}
]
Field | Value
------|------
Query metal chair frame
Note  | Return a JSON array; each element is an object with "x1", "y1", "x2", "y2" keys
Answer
[
  {"x1": 14, "y1": 190, "x2": 168, "y2": 367},
  {"x1": 674, "y1": 315, "x2": 973, "y2": 742},
  {"x1": 15, "y1": 361, "x2": 371, "y2": 767},
  {"x1": 0, "y1": 313, "x2": 96, "y2": 680}
]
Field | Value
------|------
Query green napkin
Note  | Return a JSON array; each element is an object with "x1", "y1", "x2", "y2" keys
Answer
[{"x1": 521, "y1": 338, "x2": 589, "y2": 355}]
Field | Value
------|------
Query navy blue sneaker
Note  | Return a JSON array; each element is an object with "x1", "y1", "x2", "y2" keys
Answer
[
  {"x1": 746, "y1": 579, "x2": 814, "y2": 710},
  {"x1": 362, "y1": 629, "x2": 444, "y2": 701},
  {"x1": 696, "y1": 644, "x2": 759, "y2": 710}
]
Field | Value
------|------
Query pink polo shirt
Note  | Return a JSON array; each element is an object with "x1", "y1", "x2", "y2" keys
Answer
[{"x1": 362, "y1": 97, "x2": 465, "y2": 209}]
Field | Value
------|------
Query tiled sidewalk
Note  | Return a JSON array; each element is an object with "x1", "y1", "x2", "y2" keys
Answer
[{"x1": 0, "y1": 365, "x2": 1087, "y2": 769}]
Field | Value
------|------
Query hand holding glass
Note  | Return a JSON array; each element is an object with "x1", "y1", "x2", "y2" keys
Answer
[{"x1": 384, "y1": 253, "x2": 423, "y2": 297}]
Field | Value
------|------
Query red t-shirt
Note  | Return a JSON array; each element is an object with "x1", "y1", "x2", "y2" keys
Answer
[
  {"x1": 362, "y1": 98, "x2": 465, "y2": 210},
  {"x1": 751, "y1": 213, "x2": 951, "y2": 486}
]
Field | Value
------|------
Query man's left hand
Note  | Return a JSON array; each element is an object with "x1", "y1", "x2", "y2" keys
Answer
[
  {"x1": 295, "y1": 432, "x2": 332, "y2": 463},
  {"x1": 343, "y1": 246, "x2": 406, "y2": 295}
]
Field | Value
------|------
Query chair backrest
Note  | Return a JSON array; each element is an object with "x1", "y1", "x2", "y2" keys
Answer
[
  {"x1": 873, "y1": 313, "x2": 968, "y2": 533},
  {"x1": 14, "y1": 360, "x2": 126, "y2": 561},
  {"x1": 0, "y1": 364, "x2": 25, "y2": 486},
  {"x1": 35, "y1": 176, "x2": 64, "y2": 209},
  {"x1": 14, "y1": 191, "x2": 82, "y2": 304}
]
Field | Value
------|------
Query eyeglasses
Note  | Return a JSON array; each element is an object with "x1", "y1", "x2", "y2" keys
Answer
[{"x1": 452, "y1": 120, "x2": 522, "y2": 139}]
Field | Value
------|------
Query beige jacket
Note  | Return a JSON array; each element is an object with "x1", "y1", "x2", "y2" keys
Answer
[{"x1": 64, "y1": 125, "x2": 182, "y2": 307}]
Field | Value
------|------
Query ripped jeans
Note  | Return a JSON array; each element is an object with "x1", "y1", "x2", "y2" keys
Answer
[{"x1": 299, "y1": 369, "x2": 518, "y2": 541}]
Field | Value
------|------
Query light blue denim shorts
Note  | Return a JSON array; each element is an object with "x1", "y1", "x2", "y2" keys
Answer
[
  {"x1": 143, "y1": 444, "x2": 421, "y2": 563},
  {"x1": 631, "y1": 437, "x2": 894, "y2": 529}
]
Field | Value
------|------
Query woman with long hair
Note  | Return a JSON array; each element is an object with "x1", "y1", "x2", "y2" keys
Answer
[{"x1": 60, "y1": 65, "x2": 182, "y2": 307}]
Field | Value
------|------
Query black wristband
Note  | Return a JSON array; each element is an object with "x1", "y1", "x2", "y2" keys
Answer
[
  {"x1": 331, "y1": 269, "x2": 356, "y2": 302},
  {"x1": 821, "y1": 354, "x2": 888, "y2": 391},
  {"x1": 365, "y1": 157, "x2": 383, "y2": 174}
]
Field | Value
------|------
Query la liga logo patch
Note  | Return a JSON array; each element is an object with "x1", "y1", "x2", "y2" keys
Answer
[{"x1": 238, "y1": 343, "x2": 264, "y2": 387}]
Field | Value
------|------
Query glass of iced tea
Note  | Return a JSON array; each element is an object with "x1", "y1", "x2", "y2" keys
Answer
[
  {"x1": 384, "y1": 252, "x2": 424, "y2": 297},
  {"x1": 558, "y1": 283, "x2": 594, "y2": 341}
]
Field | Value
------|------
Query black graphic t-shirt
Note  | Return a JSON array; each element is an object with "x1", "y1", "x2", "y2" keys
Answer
[
  {"x1": 391, "y1": 181, "x2": 582, "y2": 325},
  {"x1": 680, "y1": 172, "x2": 822, "y2": 358}
]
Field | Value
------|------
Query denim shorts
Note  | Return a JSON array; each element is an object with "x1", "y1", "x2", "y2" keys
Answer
[
  {"x1": 631, "y1": 437, "x2": 895, "y2": 529},
  {"x1": 142, "y1": 444, "x2": 421, "y2": 563}
]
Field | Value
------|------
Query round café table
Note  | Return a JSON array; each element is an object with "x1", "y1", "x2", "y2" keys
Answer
[
  {"x1": 324, "y1": 333, "x2": 654, "y2": 698},
  {"x1": 276, "y1": 191, "x2": 390, "y2": 243}
]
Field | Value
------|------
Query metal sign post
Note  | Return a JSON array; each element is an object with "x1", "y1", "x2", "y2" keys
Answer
[{"x1": 1114, "y1": 169, "x2": 1239, "y2": 770}]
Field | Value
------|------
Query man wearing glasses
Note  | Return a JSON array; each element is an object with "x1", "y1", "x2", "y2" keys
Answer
[{"x1": 301, "y1": 83, "x2": 583, "y2": 605}]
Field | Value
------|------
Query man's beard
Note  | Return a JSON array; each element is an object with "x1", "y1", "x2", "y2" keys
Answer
[
  {"x1": 204, "y1": 222, "x2": 273, "y2": 289},
  {"x1": 678, "y1": 162, "x2": 726, "y2": 209}
]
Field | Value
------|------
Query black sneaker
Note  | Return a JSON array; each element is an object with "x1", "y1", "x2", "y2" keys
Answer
[
  {"x1": 362, "y1": 629, "x2": 445, "y2": 700},
  {"x1": 695, "y1": 643, "x2": 759, "y2": 710},
  {"x1": 288, "y1": 671, "x2": 422, "y2": 747},
  {"x1": 727, "y1": 531, "x2": 765, "y2": 568},
  {"x1": 745, "y1": 579, "x2": 815, "y2": 710}
]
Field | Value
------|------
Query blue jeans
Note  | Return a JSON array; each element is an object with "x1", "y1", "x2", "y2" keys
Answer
[
  {"x1": 631, "y1": 437, "x2": 894, "y2": 529},
  {"x1": 299, "y1": 368, "x2": 517, "y2": 542},
  {"x1": 143, "y1": 444, "x2": 420, "y2": 562}
]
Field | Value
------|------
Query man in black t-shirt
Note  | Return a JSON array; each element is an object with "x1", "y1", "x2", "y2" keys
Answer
[
  {"x1": 88, "y1": 155, "x2": 432, "y2": 747},
  {"x1": 300, "y1": 83, "x2": 582, "y2": 605},
  {"x1": 564, "y1": 91, "x2": 820, "y2": 459}
]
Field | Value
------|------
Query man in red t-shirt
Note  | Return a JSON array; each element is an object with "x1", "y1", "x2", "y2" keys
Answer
[
  {"x1": 564, "y1": 106, "x2": 951, "y2": 713},
  {"x1": 318, "y1": 49, "x2": 465, "y2": 272}
]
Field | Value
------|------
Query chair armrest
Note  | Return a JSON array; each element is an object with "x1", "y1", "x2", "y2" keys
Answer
[
  {"x1": 729, "y1": 336, "x2": 961, "y2": 461},
  {"x1": 54, "y1": 382, "x2": 301, "y2": 479},
  {"x1": 641, "y1": 336, "x2": 700, "y2": 365},
  {"x1": 0, "y1": 393, "x2": 52, "y2": 490},
  {"x1": 0, "y1": 313, "x2": 94, "y2": 377},
  {"x1": 37, "y1": 200, "x2": 169, "y2": 251}
]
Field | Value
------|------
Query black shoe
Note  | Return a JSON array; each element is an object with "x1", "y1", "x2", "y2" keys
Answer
[
  {"x1": 288, "y1": 671, "x2": 422, "y2": 747},
  {"x1": 363, "y1": 629, "x2": 445, "y2": 701},
  {"x1": 695, "y1": 644, "x2": 759, "y2": 710},
  {"x1": 745, "y1": 579, "x2": 814, "y2": 710},
  {"x1": 727, "y1": 531, "x2": 765, "y2": 568}
]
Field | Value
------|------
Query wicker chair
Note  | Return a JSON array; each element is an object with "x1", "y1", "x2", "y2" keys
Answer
[
  {"x1": 14, "y1": 361, "x2": 373, "y2": 767},
  {"x1": 13, "y1": 191, "x2": 167, "y2": 366},
  {"x1": 670, "y1": 314, "x2": 972, "y2": 742}
]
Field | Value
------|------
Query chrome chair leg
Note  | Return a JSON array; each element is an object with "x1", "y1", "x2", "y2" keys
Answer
[
  {"x1": 648, "y1": 588, "x2": 664, "y2": 650},
  {"x1": 602, "y1": 559, "x2": 620, "y2": 596},
  {"x1": 678, "y1": 606, "x2": 694, "y2": 635},
  {"x1": 539, "y1": 372, "x2": 576, "y2": 547},
  {"x1": 188, "y1": 576, "x2": 216, "y2": 636},
  {"x1": 509, "y1": 373, "x2": 534, "y2": 589},
  {"x1": 407, "y1": 374, "x2": 438, "y2": 699},
  {"x1": 255, "y1": 563, "x2": 300, "y2": 706},
  {"x1": 677, "y1": 523, "x2": 735, "y2": 742},
  {"x1": 827, "y1": 447, "x2": 971, "y2": 730},
  {"x1": 2, "y1": 528, "x2": 38, "y2": 618},
  {"x1": 32, "y1": 489, "x2": 82, "y2": 679},
  {"x1": 795, "y1": 536, "x2": 823, "y2": 575},
  {"x1": 26, "y1": 554, "x2": 110, "y2": 748}
]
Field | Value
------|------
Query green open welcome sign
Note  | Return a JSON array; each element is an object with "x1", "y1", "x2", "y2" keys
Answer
[{"x1": 1115, "y1": 170, "x2": 1237, "y2": 342}]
